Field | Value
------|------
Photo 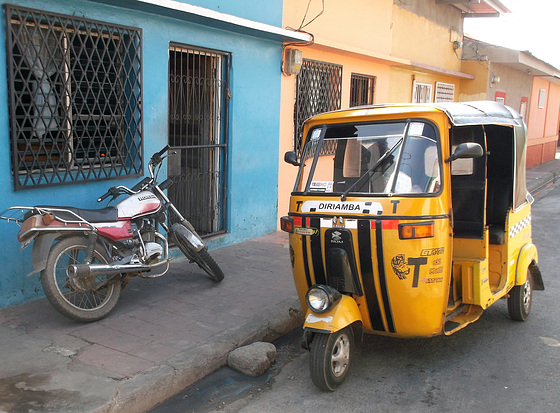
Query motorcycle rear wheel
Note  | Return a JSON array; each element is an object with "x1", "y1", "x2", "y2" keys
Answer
[
  {"x1": 41, "y1": 236, "x2": 121, "y2": 322},
  {"x1": 172, "y1": 224, "x2": 224, "y2": 283}
]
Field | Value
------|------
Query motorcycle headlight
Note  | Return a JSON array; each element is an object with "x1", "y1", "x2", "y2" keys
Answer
[{"x1": 306, "y1": 285, "x2": 342, "y2": 314}]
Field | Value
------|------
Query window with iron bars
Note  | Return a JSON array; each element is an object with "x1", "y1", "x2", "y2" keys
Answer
[
  {"x1": 435, "y1": 82, "x2": 455, "y2": 103},
  {"x1": 350, "y1": 73, "x2": 375, "y2": 107},
  {"x1": 4, "y1": 5, "x2": 143, "y2": 190},
  {"x1": 294, "y1": 59, "x2": 342, "y2": 156},
  {"x1": 412, "y1": 81, "x2": 432, "y2": 103}
]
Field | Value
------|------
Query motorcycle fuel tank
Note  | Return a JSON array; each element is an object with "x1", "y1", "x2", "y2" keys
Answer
[{"x1": 117, "y1": 191, "x2": 161, "y2": 219}]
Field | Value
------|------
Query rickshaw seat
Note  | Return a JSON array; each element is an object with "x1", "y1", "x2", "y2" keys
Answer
[
  {"x1": 486, "y1": 177, "x2": 512, "y2": 245},
  {"x1": 452, "y1": 185, "x2": 485, "y2": 239},
  {"x1": 488, "y1": 225, "x2": 505, "y2": 245}
]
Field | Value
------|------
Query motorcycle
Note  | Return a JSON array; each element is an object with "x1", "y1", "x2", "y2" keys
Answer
[{"x1": 1, "y1": 146, "x2": 224, "y2": 322}]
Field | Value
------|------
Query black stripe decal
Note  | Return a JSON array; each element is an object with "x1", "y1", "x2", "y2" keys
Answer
[
  {"x1": 358, "y1": 220, "x2": 385, "y2": 332},
  {"x1": 309, "y1": 217, "x2": 326, "y2": 285},
  {"x1": 375, "y1": 220, "x2": 396, "y2": 333},
  {"x1": 301, "y1": 218, "x2": 312, "y2": 288}
]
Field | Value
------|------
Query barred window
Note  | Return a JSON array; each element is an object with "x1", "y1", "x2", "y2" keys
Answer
[
  {"x1": 4, "y1": 5, "x2": 143, "y2": 190},
  {"x1": 412, "y1": 81, "x2": 432, "y2": 103},
  {"x1": 435, "y1": 82, "x2": 455, "y2": 103},
  {"x1": 350, "y1": 73, "x2": 375, "y2": 107},
  {"x1": 294, "y1": 59, "x2": 342, "y2": 155}
]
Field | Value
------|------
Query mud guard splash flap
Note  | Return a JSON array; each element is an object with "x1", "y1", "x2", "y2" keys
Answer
[{"x1": 529, "y1": 262, "x2": 545, "y2": 291}]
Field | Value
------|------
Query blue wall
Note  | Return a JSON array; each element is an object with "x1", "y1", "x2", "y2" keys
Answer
[
  {"x1": 173, "y1": 0, "x2": 283, "y2": 26},
  {"x1": 0, "y1": 0, "x2": 283, "y2": 308}
]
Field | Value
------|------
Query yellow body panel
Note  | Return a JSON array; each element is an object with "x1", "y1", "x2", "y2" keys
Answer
[
  {"x1": 285, "y1": 104, "x2": 539, "y2": 340},
  {"x1": 303, "y1": 295, "x2": 362, "y2": 333},
  {"x1": 289, "y1": 195, "x2": 453, "y2": 338}
]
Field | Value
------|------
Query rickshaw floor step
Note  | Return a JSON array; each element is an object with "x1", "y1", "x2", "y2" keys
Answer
[{"x1": 444, "y1": 304, "x2": 483, "y2": 335}]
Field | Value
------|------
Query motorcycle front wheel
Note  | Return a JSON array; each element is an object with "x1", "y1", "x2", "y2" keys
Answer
[
  {"x1": 172, "y1": 224, "x2": 224, "y2": 283},
  {"x1": 41, "y1": 236, "x2": 121, "y2": 322}
]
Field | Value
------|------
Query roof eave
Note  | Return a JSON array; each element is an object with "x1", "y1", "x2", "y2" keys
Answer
[{"x1": 92, "y1": 0, "x2": 311, "y2": 43}]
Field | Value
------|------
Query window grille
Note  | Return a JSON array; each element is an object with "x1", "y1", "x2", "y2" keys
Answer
[
  {"x1": 435, "y1": 82, "x2": 455, "y2": 102},
  {"x1": 4, "y1": 5, "x2": 143, "y2": 190},
  {"x1": 294, "y1": 59, "x2": 342, "y2": 155},
  {"x1": 168, "y1": 45, "x2": 229, "y2": 237},
  {"x1": 350, "y1": 73, "x2": 375, "y2": 107},
  {"x1": 412, "y1": 81, "x2": 433, "y2": 103}
]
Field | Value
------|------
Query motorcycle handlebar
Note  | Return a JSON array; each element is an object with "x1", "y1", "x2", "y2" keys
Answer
[
  {"x1": 157, "y1": 145, "x2": 170, "y2": 157},
  {"x1": 150, "y1": 146, "x2": 170, "y2": 166},
  {"x1": 98, "y1": 148, "x2": 171, "y2": 202},
  {"x1": 97, "y1": 189, "x2": 113, "y2": 203},
  {"x1": 97, "y1": 186, "x2": 125, "y2": 203}
]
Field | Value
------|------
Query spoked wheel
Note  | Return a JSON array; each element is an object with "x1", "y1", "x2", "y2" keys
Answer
[
  {"x1": 309, "y1": 327, "x2": 354, "y2": 391},
  {"x1": 172, "y1": 224, "x2": 224, "y2": 283},
  {"x1": 40, "y1": 236, "x2": 121, "y2": 322},
  {"x1": 508, "y1": 269, "x2": 533, "y2": 321}
]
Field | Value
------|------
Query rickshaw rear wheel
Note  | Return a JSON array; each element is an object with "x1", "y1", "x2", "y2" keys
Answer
[
  {"x1": 309, "y1": 326, "x2": 354, "y2": 391},
  {"x1": 508, "y1": 269, "x2": 532, "y2": 321}
]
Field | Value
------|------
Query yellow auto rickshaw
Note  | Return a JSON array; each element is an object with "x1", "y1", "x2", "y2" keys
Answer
[{"x1": 280, "y1": 101, "x2": 544, "y2": 391}]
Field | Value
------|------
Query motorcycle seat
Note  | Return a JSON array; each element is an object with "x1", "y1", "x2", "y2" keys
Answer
[{"x1": 30, "y1": 206, "x2": 119, "y2": 223}]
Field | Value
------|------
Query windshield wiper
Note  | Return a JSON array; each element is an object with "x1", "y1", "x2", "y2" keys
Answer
[{"x1": 340, "y1": 137, "x2": 404, "y2": 201}]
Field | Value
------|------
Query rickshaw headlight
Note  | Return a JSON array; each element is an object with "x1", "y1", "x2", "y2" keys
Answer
[{"x1": 306, "y1": 285, "x2": 342, "y2": 313}]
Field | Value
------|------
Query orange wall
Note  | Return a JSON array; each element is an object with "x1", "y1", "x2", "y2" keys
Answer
[
  {"x1": 277, "y1": 0, "x2": 472, "y2": 226},
  {"x1": 279, "y1": 1, "x2": 398, "y2": 226},
  {"x1": 526, "y1": 77, "x2": 560, "y2": 167},
  {"x1": 458, "y1": 61, "x2": 489, "y2": 102},
  {"x1": 391, "y1": 4, "x2": 463, "y2": 73},
  {"x1": 277, "y1": 47, "x2": 392, "y2": 223},
  {"x1": 282, "y1": 0, "x2": 394, "y2": 56}
]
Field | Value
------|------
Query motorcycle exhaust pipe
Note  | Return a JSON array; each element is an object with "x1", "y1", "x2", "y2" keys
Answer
[{"x1": 68, "y1": 260, "x2": 169, "y2": 278}]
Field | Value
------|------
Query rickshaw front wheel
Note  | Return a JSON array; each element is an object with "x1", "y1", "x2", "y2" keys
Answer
[
  {"x1": 309, "y1": 327, "x2": 354, "y2": 391},
  {"x1": 508, "y1": 269, "x2": 533, "y2": 321}
]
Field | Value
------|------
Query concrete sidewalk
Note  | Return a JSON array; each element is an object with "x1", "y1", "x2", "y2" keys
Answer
[
  {"x1": 0, "y1": 232, "x2": 303, "y2": 412},
  {"x1": 1, "y1": 156, "x2": 560, "y2": 413}
]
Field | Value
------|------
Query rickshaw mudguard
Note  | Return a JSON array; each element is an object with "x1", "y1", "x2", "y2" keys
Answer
[
  {"x1": 303, "y1": 294, "x2": 362, "y2": 334},
  {"x1": 515, "y1": 243, "x2": 544, "y2": 290}
]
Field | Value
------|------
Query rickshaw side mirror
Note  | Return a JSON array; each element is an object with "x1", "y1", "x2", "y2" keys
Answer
[
  {"x1": 284, "y1": 151, "x2": 301, "y2": 166},
  {"x1": 445, "y1": 142, "x2": 483, "y2": 163}
]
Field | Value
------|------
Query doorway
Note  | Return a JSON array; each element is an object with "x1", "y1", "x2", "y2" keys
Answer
[{"x1": 168, "y1": 44, "x2": 229, "y2": 236}]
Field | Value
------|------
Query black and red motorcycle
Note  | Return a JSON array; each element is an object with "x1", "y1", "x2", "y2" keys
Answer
[{"x1": 1, "y1": 146, "x2": 223, "y2": 322}]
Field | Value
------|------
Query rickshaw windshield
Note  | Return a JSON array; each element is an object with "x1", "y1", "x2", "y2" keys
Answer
[{"x1": 297, "y1": 121, "x2": 441, "y2": 196}]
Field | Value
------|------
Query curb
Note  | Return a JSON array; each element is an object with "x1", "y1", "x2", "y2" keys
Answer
[
  {"x1": 529, "y1": 172, "x2": 560, "y2": 196},
  {"x1": 100, "y1": 296, "x2": 304, "y2": 412}
]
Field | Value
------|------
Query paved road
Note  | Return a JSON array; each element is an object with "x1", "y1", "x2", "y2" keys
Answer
[{"x1": 155, "y1": 184, "x2": 560, "y2": 413}]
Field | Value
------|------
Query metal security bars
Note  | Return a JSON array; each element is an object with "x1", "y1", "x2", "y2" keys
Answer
[
  {"x1": 4, "y1": 5, "x2": 143, "y2": 190},
  {"x1": 294, "y1": 59, "x2": 342, "y2": 155},
  {"x1": 435, "y1": 82, "x2": 455, "y2": 102},
  {"x1": 350, "y1": 74, "x2": 375, "y2": 107},
  {"x1": 168, "y1": 45, "x2": 229, "y2": 237},
  {"x1": 412, "y1": 81, "x2": 433, "y2": 103}
]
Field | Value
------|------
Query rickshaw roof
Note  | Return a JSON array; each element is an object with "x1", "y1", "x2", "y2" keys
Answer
[
  {"x1": 307, "y1": 101, "x2": 524, "y2": 128},
  {"x1": 429, "y1": 101, "x2": 524, "y2": 127}
]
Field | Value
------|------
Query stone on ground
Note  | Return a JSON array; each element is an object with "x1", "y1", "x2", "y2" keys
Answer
[{"x1": 227, "y1": 342, "x2": 277, "y2": 377}]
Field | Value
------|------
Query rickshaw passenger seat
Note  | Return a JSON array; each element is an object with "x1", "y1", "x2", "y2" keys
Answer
[{"x1": 486, "y1": 178, "x2": 512, "y2": 245}]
